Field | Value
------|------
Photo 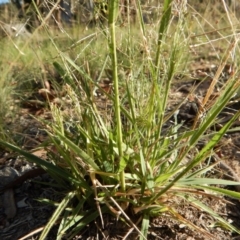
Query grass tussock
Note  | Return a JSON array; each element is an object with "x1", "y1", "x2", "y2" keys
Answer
[{"x1": 1, "y1": 0, "x2": 240, "y2": 239}]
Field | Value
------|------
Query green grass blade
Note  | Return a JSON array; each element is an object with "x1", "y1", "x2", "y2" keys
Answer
[
  {"x1": 57, "y1": 191, "x2": 92, "y2": 239},
  {"x1": 54, "y1": 129, "x2": 100, "y2": 171},
  {"x1": 67, "y1": 206, "x2": 109, "y2": 239},
  {"x1": 0, "y1": 140, "x2": 82, "y2": 187},
  {"x1": 155, "y1": 0, "x2": 173, "y2": 68},
  {"x1": 195, "y1": 185, "x2": 240, "y2": 200},
  {"x1": 178, "y1": 178, "x2": 240, "y2": 186},
  {"x1": 150, "y1": 107, "x2": 240, "y2": 203},
  {"x1": 39, "y1": 191, "x2": 76, "y2": 240},
  {"x1": 140, "y1": 213, "x2": 150, "y2": 240}
]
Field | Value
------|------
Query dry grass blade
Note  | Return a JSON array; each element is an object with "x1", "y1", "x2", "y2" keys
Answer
[
  {"x1": 122, "y1": 217, "x2": 142, "y2": 240},
  {"x1": 33, "y1": 0, "x2": 62, "y2": 30},
  {"x1": 0, "y1": 21, "x2": 25, "y2": 55},
  {"x1": 170, "y1": 209, "x2": 216, "y2": 239},
  {"x1": 90, "y1": 172, "x2": 104, "y2": 228},
  {"x1": 191, "y1": 39, "x2": 238, "y2": 128},
  {"x1": 18, "y1": 227, "x2": 45, "y2": 240},
  {"x1": 95, "y1": 180, "x2": 147, "y2": 240},
  {"x1": 202, "y1": 39, "x2": 237, "y2": 107}
]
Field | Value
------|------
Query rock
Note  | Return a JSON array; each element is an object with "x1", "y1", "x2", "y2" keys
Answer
[
  {"x1": 0, "y1": 167, "x2": 19, "y2": 186},
  {"x1": 0, "y1": 167, "x2": 19, "y2": 220}
]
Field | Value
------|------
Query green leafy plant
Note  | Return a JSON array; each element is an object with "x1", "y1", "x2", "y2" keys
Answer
[{"x1": 1, "y1": 0, "x2": 240, "y2": 239}]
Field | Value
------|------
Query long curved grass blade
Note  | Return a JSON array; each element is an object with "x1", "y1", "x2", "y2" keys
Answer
[
  {"x1": 39, "y1": 191, "x2": 76, "y2": 240},
  {"x1": 0, "y1": 141, "x2": 82, "y2": 186}
]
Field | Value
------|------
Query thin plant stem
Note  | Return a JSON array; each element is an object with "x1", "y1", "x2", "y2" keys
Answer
[{"x1": 108, "y1": 0, "x2": 125, "y2": 191}]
